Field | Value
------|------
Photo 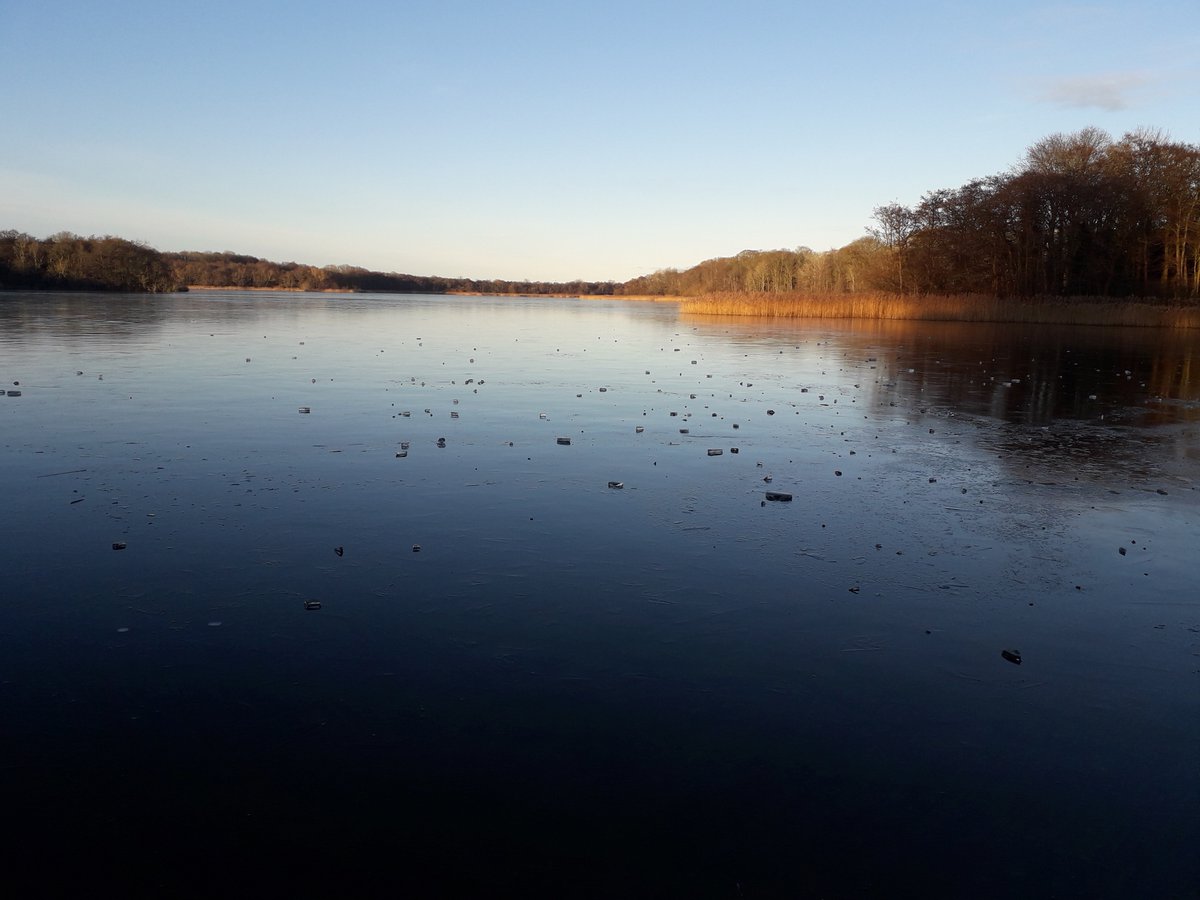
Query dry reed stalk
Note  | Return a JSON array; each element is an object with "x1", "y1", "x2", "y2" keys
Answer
[
  {"x1": 588, "y1": 294, "x2": 685, "y2": 302},
  {"x1": 676, "y1": 292, "x2": 1200, "y2": 328}
]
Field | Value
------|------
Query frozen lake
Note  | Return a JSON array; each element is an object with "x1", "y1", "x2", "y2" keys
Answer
[{"x1": 2, "y1": 290, "x2": 1198, "y2": 896}]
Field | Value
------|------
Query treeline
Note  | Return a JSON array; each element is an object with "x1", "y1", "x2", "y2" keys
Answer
[
  {"x1": 617, "y1": 240, "x2": 889, "y2": 296},
  {"x1": 0, "y1": 229, "x2": 882, "y2": 297},
  {"x1": 0, "y1": 235, "x2": 622, "y2": 296},
  {"x1": 5, "y1": 127, "x2": 1197, "y2": 301},
  {"x1": 168, "y1": 252, "x2": 620, "y2": 296},
  {"x1": 870, "y1": 127, "x2": 1200, "y2": 298},
  {"x1": 0, "y1": 231, "x2": 177, "y2": 292},
  {"x1": 622, "y1": 127, "x2": 1200, "y2": 301}
]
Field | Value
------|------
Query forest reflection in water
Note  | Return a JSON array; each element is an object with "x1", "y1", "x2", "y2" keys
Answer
[{"x1": 683, "y1": 312, "x2": 1200, "y2": 478}]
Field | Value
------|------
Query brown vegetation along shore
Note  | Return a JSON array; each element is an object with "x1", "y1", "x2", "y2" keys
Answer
[
  {"x1": 186, "y1": 284, "x2": 352, "y2": 293},
  {"x1": 182, "y1": 286, "x2": 680, "y2": 301},
  {"x1": 679, "y1": 291, "x2": 1200, "y2": 328},
  {"x1": 584, "y1": 293, "x2": 684, "y2": 302}
]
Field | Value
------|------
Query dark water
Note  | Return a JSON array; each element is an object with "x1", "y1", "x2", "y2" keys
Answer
[{"x1": 2, "y1": 291, "x2": 1198, "y2": 897}]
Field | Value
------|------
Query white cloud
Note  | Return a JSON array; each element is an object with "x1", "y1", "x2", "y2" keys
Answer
[{"x1": 1036, "y1": 71, "x2": 1151, "y2": 111}]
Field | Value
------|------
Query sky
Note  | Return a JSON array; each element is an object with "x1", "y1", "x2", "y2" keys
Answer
[{"x1": 2, "y1": 0, "x2": 1198, "y2": 282}]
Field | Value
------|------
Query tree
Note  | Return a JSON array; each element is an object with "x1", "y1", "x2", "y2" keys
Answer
[
  {"x1": 1024, "y1": 126, "x2": 1112, "y2": 175},
  {"x1": 869, "y1": 203, "x2": 918, "y2": 292}
]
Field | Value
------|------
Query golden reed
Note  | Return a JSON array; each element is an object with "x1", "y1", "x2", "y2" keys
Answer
[{"x1": 678, "y1": 291, "x2": 1200, "y2": 328}]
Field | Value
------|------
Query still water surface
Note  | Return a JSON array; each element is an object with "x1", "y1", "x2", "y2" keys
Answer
[{"x1": 2, "y1": 291, "x2": 1198, "y2": 896}]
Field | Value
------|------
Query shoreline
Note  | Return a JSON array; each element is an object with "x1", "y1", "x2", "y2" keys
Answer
[
  {"x1": 186, "y1": 285, "x2": 354, "y2": 293},
  {"x1": 677, "y1": 291, "x2": 1200, "y2": 329},
  {"x1": 183, "y1": 286, "x2": 685, "y2": 301},
  {"x1": 7, "y1": 286, "x2": 1197, "y2": 327}
]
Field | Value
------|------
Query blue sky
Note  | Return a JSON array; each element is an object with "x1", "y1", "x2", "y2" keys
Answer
[{"x1": 2, "y1": 0, "x2": 1197, "y2": 281}]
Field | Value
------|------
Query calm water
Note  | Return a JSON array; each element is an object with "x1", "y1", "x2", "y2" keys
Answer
[{"x1": 2, "y1": 291, "x2": 1198, "y2": 897}]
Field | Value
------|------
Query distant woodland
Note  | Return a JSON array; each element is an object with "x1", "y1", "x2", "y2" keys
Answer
[
  {"x1": 167, "y1": 253, "x2": 623, "y2": 296},
  {"x1": 0, "y1": 232, "x2": 178, "y2": 293},
  {"x1": 631, "y1": 128, "x2": 1200, "y2": 300},
  {"x1": 3, "y1": 128, "x2": 1197, "y2": 301},
  {"x1": 0, "y1": 236, "x2": 620, "y2": 296}
]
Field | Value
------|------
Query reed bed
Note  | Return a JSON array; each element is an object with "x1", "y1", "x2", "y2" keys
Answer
[
  {"x1": 678, "y1": 291, "x2": 1200, "y2": 328},
  {"x1": 585, "y1": 294, "x2": 686, "y2": 302}
]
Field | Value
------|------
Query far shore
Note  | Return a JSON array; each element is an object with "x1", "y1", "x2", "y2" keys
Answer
[
  {"x1": 185, "y1": 286, "x2": 685, "y2": 301},
  {"x1": 10, "y1": 286, "x2": 1198, "y2": 328},
  {"x1": 186, "y1": 284, "x2": 354, "y2": 293}
]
